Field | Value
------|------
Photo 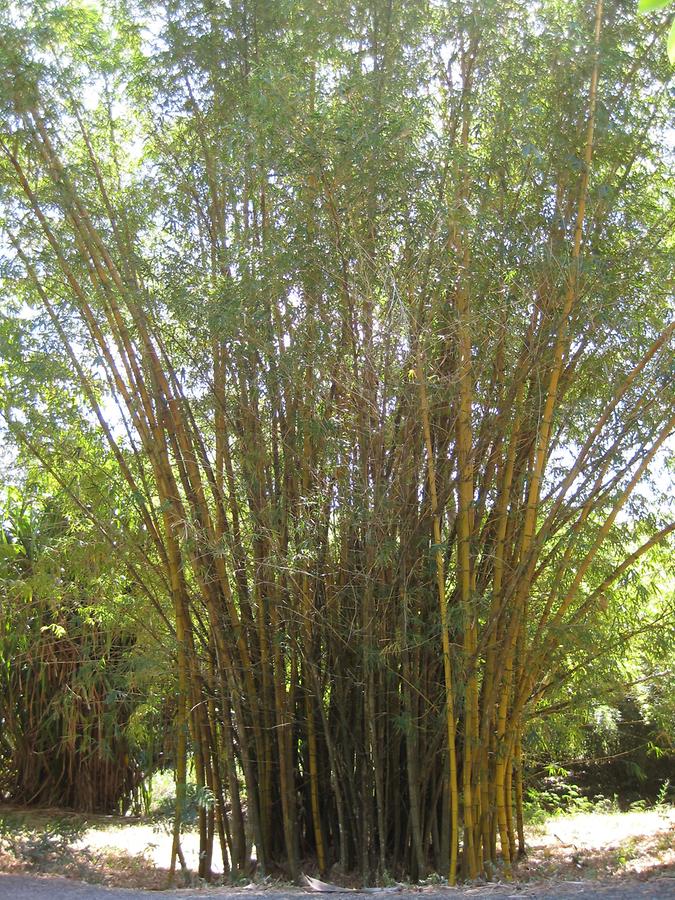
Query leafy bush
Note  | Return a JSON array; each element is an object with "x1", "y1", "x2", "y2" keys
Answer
[{"x1": 523, "y1": 771, "x2": 620, "y2": 823}]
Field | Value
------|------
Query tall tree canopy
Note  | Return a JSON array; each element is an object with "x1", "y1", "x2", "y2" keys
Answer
[{"x1": 0, "y1": 0, "x2": 673, "y2": 884}]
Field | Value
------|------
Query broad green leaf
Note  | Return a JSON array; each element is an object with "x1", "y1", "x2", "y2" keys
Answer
[
  {"x1": 637, "y1": 0, "x2": 673, "y2": 12},
  {"x1": 669, "y1": 17, "x2": 675, "y2": 62}
]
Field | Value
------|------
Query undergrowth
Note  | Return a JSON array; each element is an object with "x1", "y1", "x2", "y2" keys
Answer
[
  {"x1": 0, "y1": 813, "x2": 88, "y2": 872},
  {"x1": 524, "y1": 773, "x2": 672, "y2": 828}
]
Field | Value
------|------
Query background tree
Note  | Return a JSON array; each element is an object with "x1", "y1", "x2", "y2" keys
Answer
[{"x1": 0, "y1": 474, "x2": 169, "y2": 812}]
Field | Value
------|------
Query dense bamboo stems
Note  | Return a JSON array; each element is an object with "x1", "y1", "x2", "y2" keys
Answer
[
  {"x1": 415, "y1": 355, "x2": 459, "y2": 885},
  {"x1": 205, "y1": 647, "x2": 232, "y2": 877},
  {"x1": 220, "y1": 695, "x2": 247, "y2": 873},
  {"x1": 447, "y1": 25, "x2": 481, "y2": 876},
  {"x1": 400, "y1": 500, "x2": 427, "y2": 881},
  {"x1": 478, "y1": 374, "x2": 526, "y2": 871},
  {"x1": 454, "y1": 244, "x2": 478, "y2": 878},
  {"x1": 168, "y1": 599, "x2": 189, "y2": 882},
  {"x1": 299, "y1": 146, "x2": 328, "y2": 876},
  {"x1": 269, "y1": 582, "x2": 300, "y2": 878},
  {"x1": 514, "y1": 731, "x2": 525, "y2": 859},
  {"x1": 300, "y1": 501, "x2": 328, "y2": 873}
]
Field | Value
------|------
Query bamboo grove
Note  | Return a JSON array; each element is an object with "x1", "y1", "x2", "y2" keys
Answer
[{"x1": 0, "y1": 0, "x2": 673, "y2": 885}]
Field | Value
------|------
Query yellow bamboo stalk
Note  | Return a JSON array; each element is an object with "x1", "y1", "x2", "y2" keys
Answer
[{"x1": 415, "y1": 356, "x2": 459, "y2": 885}]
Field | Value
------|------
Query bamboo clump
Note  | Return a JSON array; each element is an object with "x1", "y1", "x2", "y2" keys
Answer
[{"x1": 0, "y1": 0, "x2": 673, "y2": 884}]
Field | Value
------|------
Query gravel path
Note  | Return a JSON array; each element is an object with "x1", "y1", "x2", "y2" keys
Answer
[{"x1": 1, "y1": 874, "x2": 674, "y2": 899}]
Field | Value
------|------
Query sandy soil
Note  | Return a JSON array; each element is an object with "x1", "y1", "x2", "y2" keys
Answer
[
  {"x1": 73, "y1": 820, "x2": 228, "y2": 876},
  {"x1": 518, "y1": 808, "x2": 674, "y2": 882}
]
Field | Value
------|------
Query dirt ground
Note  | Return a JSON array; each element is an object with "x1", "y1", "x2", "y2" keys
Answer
[
  {"x1": 521, "y1": 808, "x2": 675, "y2": 882},
  {"x1": 0, "y1": 874, "x2": 674, "y2": 899},
  {"x1": 0, "y1": 806, "x2": 673, "y2": 894}
]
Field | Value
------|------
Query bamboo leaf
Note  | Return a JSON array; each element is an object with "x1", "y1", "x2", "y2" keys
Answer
[{"x1": 637, "y1": 0, "x2": 672, "y2": 11}]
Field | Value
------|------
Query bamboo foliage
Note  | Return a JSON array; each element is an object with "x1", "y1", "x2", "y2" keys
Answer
[
  {"x1": 0, "y1": 0, "x2": 673, "y2": 883},
  {"x1": 0, "y1": 492, "x2": 152, "y2": 812}
]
